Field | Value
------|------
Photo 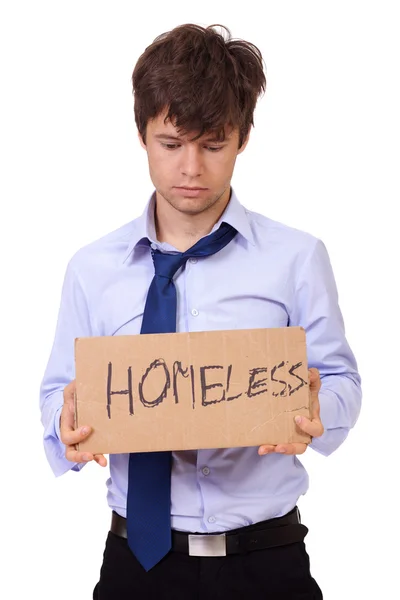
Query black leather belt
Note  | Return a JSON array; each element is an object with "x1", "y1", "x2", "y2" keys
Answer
[{"x1": 110, "y1": 507, "x2": 308, "y2": 556}]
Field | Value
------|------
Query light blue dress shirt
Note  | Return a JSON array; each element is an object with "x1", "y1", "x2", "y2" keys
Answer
[{"x1": 40, "y1": 188, "x2": 361, "y2": 533}]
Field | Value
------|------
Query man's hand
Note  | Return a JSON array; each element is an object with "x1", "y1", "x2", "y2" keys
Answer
[
  {"x1": 60, "y1": 380, "x2": 107, "y2": 467},
  {"x1": 258, "y1": 368, "x2": 324, "y2": 456}
]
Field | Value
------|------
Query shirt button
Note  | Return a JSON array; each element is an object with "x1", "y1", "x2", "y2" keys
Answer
[
  {"x1": 189, "y1": 258, "x2": 197, "y2": 264},
  {"x1": 150, "y1": 243, "x2": 157, "y2": 250},
  {"x1": 202, "y1": 467, "x2": 210, "y2": 476},
  {"x1": 208, "y1": 516, "x2": 216, "y2": 524},
  {"x1": 191, "y1": 308, "x2": 199, "y2": 317}
]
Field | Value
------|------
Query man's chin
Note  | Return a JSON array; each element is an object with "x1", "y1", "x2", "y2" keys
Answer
[{"x1": 168, "y1": 195, "x2": 215, "y2": 215}]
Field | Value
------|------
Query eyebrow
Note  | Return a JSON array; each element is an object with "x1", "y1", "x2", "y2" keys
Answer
[{"x1": 154, "y1": 133, "x2": 229, "y2": 143}]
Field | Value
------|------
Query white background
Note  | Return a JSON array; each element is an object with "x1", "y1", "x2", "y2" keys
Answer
[{"x1": 0, "y1": 1, "x2": 399, "y2": 598}]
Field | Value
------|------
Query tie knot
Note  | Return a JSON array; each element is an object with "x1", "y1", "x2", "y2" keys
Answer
[
  {"x1": 150, "y1": 222, "x2": 238, "y2": 280},
  {"x1": 152, "y1": 250, "x2": 187, "y2": 280}
]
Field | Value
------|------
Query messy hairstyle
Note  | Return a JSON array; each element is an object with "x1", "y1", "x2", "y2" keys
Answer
[{"x1": 132, "y1": 24, "x2": 266, "y2": 148}]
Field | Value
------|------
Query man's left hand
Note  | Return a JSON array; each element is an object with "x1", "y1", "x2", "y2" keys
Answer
[{"x1": 258, "y1": 368, "x2": 324, "y2": 456}]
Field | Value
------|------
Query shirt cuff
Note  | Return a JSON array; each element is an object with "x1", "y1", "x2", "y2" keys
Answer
[
  {"x1": 43, "y1": 397, "x2": 85, "y2": 476},
  {"x1": 309, "y1": 390, "x2": 350, "y2": 456}
]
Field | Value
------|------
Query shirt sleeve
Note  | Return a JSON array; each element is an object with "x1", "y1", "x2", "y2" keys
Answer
[
  {"x1": 289, "y1": 238, "x2": 362, "y2": 456},
  {"x1": 39, "y1": 258, "x2": 93, "y2": 476}
]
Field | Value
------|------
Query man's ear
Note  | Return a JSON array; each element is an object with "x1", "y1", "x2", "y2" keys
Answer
[
  {"x1": 138, "y1": 130, "x2": 146, "y2": 150},
  {"x1": 237, "y1": 130, "x2": 251, "y2": 155}
]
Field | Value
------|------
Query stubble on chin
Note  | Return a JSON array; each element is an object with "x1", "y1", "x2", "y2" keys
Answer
[{"x1": 158, "y1": 188, "x2": 228, "y2": 217}]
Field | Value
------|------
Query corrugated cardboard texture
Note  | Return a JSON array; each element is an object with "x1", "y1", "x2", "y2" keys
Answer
[{"x1": 75, "y1": 327, "x2": 311, "y2": 454}]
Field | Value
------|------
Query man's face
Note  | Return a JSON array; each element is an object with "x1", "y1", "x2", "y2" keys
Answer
[{"x1": 139, "y1": 110, "x2": 249, "y2": 216}]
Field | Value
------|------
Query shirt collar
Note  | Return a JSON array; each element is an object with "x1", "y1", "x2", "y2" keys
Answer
[
  {"x1": 211, "y1": 188, "x2": 255, "y2": 245},
  {"x1": 122, "y1": 187, "x2": 255, "y2": 263}
]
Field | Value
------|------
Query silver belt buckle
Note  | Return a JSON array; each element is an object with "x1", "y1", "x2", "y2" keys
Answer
[{"x1": 188, "y1": 533, "x2": 227, "y2": 557}]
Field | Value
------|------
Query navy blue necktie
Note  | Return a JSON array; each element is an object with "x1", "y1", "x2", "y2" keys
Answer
[{"x1": 127, "y1": 221, "x2": 237, "y2": 571}]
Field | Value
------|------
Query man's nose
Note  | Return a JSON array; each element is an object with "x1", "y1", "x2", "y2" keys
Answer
[{"x1": 180, "y1": 145, "x2": 203, "y2": 178}]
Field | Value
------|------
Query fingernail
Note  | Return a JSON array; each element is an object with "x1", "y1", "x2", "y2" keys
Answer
[
  {"x1": 295, "y1": 416, "x2": 302, "y2": 424},
  {"x1": 81, "y1": 427, "x2": 89, "y2": 435},
  {"x1": 83, "y1": 454, "x2": 91, "y2": 461},
  {"x1": 259, "y1": 448, "x2": 266, "y2": 455},
  {"x1": 278, "y1": 448, "x2": 286, "y2": 453}
]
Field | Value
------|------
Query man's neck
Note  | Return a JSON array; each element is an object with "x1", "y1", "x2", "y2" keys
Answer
[{"x1": 154, "y1": 189, "x2": 231, "y2": 252}]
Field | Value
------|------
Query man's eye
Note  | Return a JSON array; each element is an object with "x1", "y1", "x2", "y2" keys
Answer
[{"x1": 160, "y1": 143, "x2": 224, "y2": 152}]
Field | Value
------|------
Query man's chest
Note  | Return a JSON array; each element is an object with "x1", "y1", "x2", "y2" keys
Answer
[{"x1": 94, "y1": 251, "x2": 292, "y2": 337}]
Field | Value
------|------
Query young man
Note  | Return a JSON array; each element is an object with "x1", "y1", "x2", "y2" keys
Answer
[{"x1": 40, "y1": 23, "x2": 361, "y2": 599}]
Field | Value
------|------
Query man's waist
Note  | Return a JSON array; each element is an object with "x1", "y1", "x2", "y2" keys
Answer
[{"x1": 110, "y1": 507, "x2": 307, "y2": 556}]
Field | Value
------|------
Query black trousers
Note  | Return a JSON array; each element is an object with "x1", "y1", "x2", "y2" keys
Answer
[{"x1": 93, "y1": 530, "x2": 323, "y2": 600}]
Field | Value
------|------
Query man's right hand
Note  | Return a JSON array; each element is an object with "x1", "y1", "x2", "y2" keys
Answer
[{"x1": 60, "y1": 380, "x2": 107, "y2": 467}]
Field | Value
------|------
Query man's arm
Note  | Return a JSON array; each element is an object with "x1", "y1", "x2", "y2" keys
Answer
[
  {"x1": 40, "y1": 258, "x2": 97, "y2": 475},
  {"x1": 290, "y1": 237, "x2": 362, "y2": 456}
]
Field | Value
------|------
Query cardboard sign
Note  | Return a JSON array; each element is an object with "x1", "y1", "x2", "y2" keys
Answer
[{"x1": 75, "y1": 326, "x2": 311, "y2": 454}]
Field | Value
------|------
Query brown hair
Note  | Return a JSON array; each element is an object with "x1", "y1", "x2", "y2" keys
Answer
[{"x1": 132, "y1": 24, "x2": 266, "y2": 148}]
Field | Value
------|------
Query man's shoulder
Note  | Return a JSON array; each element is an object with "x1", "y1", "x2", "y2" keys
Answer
[
  {"x1": 68, "y1": 218, "x2": 139, "y2": 273},
  {"x1": 245, "y1": 208, "x2": 320, "y2": 254}
]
